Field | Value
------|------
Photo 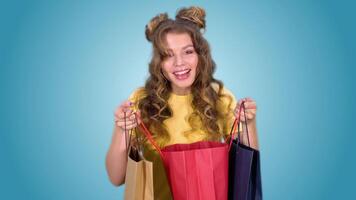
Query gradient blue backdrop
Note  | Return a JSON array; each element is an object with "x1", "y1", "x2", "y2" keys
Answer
[{"x1": 1, "y1": 0, "x2": 355, "y2": 199}]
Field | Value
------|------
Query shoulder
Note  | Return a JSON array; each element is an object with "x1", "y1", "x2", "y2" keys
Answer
[
  {"x1": 128, "y1": 87, "x2": 147, "y2": 110},
  {"x1": 211, "y1": 82, "x2": 237, "y2": 112},
  {"x1": 211, "y1": 82, "x2": 237, "y2": 103},
  {"x1": 128, "y1": 87, "x2": 147, "y2": 100}
]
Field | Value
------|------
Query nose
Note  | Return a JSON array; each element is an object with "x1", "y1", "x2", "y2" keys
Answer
[{"x1": 174, "y1": 54, "x2": 184, "y2": 67}]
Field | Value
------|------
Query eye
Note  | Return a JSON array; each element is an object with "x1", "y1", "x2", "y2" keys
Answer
[
  {"x1": 185, "y1": 49, "x2": 195, "y2": 54},
  {"x1": 163, "y1": 53, "x2": 173, "y2": 59}
]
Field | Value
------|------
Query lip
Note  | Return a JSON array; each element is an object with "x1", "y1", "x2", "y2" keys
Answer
[{"x1": 173, "y1": 69, "x2": 191, "y2": 75}]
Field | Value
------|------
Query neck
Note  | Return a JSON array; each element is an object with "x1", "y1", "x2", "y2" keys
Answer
[{"x1": 171, "y1": 86, "x2": 191, "y2": 95}]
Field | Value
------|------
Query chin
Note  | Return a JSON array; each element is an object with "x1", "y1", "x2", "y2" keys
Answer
[{"x1": 171, "y1": 78, "x2": 195, "y2": 88}]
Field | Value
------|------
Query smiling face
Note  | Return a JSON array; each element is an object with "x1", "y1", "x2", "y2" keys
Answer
[{"x1": 161, "y1": 32, "x2": 199, "y2": 95}]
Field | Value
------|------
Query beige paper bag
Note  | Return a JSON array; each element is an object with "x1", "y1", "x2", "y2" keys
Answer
[{"x1": 124, "y1": 146, "x2": 154, "y2": 200}]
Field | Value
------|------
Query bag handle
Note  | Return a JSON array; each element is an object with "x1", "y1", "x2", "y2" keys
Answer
[
  {"x1": 237, "y1": 101, "x2": 250, "y2": 146},
  {"x1": 134, "y1": 101, "x2": 250, "y2": 154},
  {"x1": 124, "y1": 112, "x2": 132, "y2": 156},
  {"x1": 133, "y1": 116, "x2": 143, "y2": 154},
  {"x1": 228, "y1": 101, "x2": 250, "y2": 150},
  {"x1": 134, "y1": 113, "x2": 164, "y2": 158},
  {"x1": 124, "y1": 112, "x2": 147, "y2": 159}
]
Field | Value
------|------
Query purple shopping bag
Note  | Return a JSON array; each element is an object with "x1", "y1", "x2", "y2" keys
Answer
[{"x1": 228, "y1": 101, "x2": 263, "y2": 200}]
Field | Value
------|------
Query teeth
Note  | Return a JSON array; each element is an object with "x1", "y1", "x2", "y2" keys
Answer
[{"x1": 174, "y1": 69, "x2": 190, "y2": 75}]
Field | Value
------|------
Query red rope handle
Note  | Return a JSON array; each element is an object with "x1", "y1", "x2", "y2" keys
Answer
[{"x1": 134, "y1": 113, "x2": 164, "y2": 158}]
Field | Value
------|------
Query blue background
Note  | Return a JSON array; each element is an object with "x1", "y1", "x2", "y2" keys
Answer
[{"x1": 1, "y1": 0, "x2": 355, "y2": 199}]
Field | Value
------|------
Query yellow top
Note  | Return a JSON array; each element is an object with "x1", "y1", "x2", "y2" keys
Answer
[{"x1": 128, "y1": 85, "x2": 239, "y2": 200}]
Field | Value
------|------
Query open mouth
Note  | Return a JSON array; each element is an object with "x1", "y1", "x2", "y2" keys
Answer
[{"x1": 173, "y1": 69, "x2": 191, "y2": 80}]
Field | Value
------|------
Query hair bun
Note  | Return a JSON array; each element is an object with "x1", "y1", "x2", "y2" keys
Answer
[
  {"x1": 176, "y1": 6, "x2": 206, "y2": 30},
  {"x1": 145, "y1": 13, "x2": 169, "y2": 42}
]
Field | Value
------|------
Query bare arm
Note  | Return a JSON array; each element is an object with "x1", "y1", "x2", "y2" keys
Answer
[
  {"x1": 105, "y1": 124, "x2": 128, "y2": 186},
  {"x1": 236, "y1": 98, "x2": 259, "y2": 150},
  {"x1": 105, "y1": 101, "x2": 138, "y2": 186},
  {"x1": 243, "y1": 118, "x2": 259, "y2": 150}
]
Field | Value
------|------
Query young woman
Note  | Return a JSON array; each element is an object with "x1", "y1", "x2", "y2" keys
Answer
[{"x1": 106, "y1": 6, "x2": 259, "y2": 199}]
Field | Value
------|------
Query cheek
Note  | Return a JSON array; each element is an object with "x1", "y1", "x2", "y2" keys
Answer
[
  {"x1": 161, "y1": 61, "x2": 169, "y2": 73},
  {"x1": 190, "y1": 56, "x2": 199, "y2": 72},
  {"x1": 163, "y1": 59, "x2": 175, "y2": 71},
  {"x1": 161, "y1": 64, "x2": 172, "y2": 79}
]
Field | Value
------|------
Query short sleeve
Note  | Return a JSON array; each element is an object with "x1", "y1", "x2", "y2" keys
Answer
[
  {"x1": 216, "y1": 86, "x2": 243, "y2": 136},
  {"x1": 128, "y1": 87, "x2": 147, "y2": 112},
  {"x1": 127, "y1": 87, "x2": 147, "y2": 141}
]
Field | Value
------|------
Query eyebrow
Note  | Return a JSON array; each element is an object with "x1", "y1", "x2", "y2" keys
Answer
[
  {"x1": 182, "y1": 44, "x2": 194, "y2": 50},
  {"x1": 167, "y1": 44, "x2": 194, "y2": 51}
]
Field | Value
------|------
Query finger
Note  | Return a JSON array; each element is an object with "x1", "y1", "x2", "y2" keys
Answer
[
  {"x1": 116, "y1": 112, "x2": 137, "y2": 121},
  {"x1": 235, "y1": 104, "x2": 244, "y2": 113},
  {"x1": 235, "y1": 107, "x2": 247, "y2": 116},
  {"x1": 237, "y1": 111, "x2": 245, "y2": 119},
  {"x1": 242, "y1": 108, "x2": 257, "y2": 112},
  {"x1": 115, "y1": 109, "x2": 134, "y2": 119},
  {"x1": 246, "y1": 112, "x2": 255, "y2": 120},
  {"x1": 244, "y1": 101, "x2": 256, "y2": 109},
  {"x1": 243, "y1": 110, "x2": 256, "y2": 118},
  {"x1": 116, "y1": 119, "x2": 137, "y2": 126},
  {"x1": 115, "y1": 118, "x2": 134, "y2": 123},
  {"x1": 117, "y1": 123, "x2": 138, "y2": 131},
  {"x1": 116, "y1": 119, "x2": 136, "y2": 124},
  {"x1": 114, "y1": 107, "x2": 129, "y2": 119},
  {"x1": 246, "y1": 105, "x2": 257, "y2": 110},
  {"x1": 240, "y1": 110, "x2": 256, "y2": 120},
  {"x1": 244, "y1": 97, "x2": 254, "y2": 102},
  {"x1": 121, "y1": 100, "x2": 132, "y2": 108},
  {"x1": 114, "y1": 100, "x2": 133, "y2": 114},
  {"x1": 124, "y1": 123, "x2": 139, "y2": 130},
  {"x1": 236, "y1": 105, "x2": 250, "y2": 114},
  {"x1": 115, "y1": 111, "x2": 131, "y2": 120},
  {"x1": 240, "y1": 114, "x2": 246, "y2": 122},
  {"x1": 116, "y1": 122, "x2": 138, "y2": 130},
  {"x1": 239, "y1": 105, "x2": 255, "y2": 114},
  {"x1": 234, "y1": 108, "x2": 241, "y2": 117}
]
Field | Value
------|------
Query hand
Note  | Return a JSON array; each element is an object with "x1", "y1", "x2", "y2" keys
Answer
[
  {"x1": 114, "y1": 100, "x2": 141, "y2": 130},
  {"x1": 234, "y1": 97, "x2": 257, "y2": 123}
]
